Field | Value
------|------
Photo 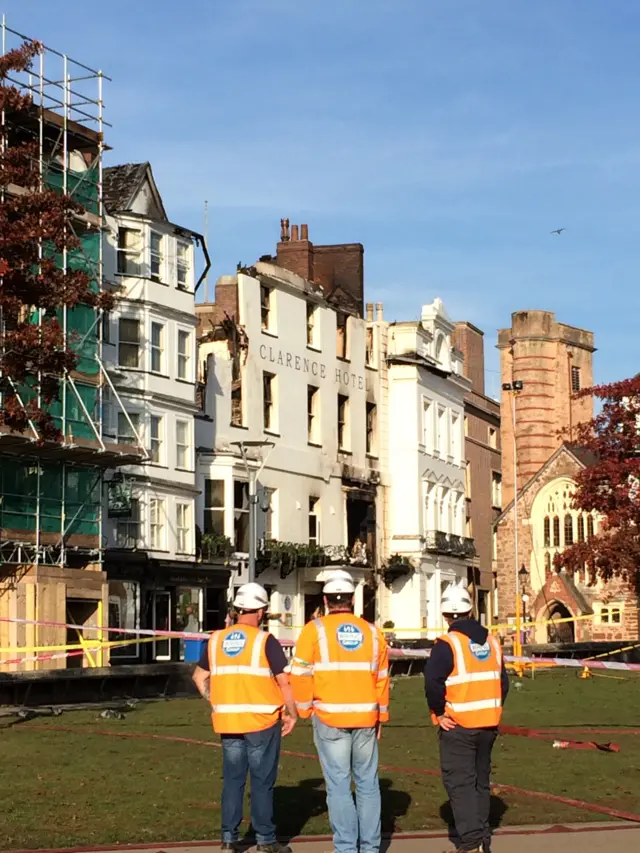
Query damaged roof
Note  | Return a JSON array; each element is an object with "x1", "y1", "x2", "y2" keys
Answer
[{"x1": 103, "y1": 163, "x2": 149, "y2": 212}]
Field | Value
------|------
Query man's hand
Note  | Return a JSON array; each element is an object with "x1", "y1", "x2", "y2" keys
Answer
[
  {"x1": 376, "y1": 721, "x2": 382, "y2": 741},
  {"x1": 281, "y1": 710, "x2": 297, "y2": 737},
  {"x1": 437, "y1": 714, "x2": 457, "y2": 731}
]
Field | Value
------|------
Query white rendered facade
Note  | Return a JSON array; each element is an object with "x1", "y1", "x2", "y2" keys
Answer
[
  {"x1": 100, "y1": 164, "x2": 209, "y2": 659},
  {"x1": 379, "y1": 298, "x2": 474, "y2": 638},
  {"x1": 196, "y1": 262, "x2": 384, "y2": 640}
]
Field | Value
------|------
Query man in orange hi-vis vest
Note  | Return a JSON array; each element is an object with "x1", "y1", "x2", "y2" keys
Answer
[
  {"x1": 192, "y1": 583, "x2": 297, "y2": 853},
  {"x1": 425, "y1": 585, "x2": 509, "y2": 853},
  {"x1": 290, "y1": 569, "x2": 389, "y2": 853}
]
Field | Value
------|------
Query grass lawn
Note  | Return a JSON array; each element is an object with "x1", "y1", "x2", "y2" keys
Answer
[{"x1": 2, "y1": 670, "x2": 640, "y2": 850}]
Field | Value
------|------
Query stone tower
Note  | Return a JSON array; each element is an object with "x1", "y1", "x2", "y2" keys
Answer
[{"x1": 497, "y1": 310, "x2": 595, "y2": 508}]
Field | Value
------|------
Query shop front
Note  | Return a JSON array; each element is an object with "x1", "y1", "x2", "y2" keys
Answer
[{"x1": 105, "y1": 551, "x2": 231, "y2": 664}]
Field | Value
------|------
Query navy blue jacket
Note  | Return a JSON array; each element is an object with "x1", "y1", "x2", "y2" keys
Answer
[{"x1": 424, "y1": 618, "x2": 509, "y2": 720}]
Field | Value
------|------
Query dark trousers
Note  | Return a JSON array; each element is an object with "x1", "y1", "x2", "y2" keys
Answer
[
  {"x1": 439, "y1": 726, "x2": 498, "y2": 852},
  {"x1": 221, "y1": 722, "x2": 282, "y2": 845}
]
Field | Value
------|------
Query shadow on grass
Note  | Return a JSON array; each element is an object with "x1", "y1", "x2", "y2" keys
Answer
[
  {"x1": 439, "y1": 795, "x2": 508, "y2": 850},
  {"x1": 241, "y1": 776, "x2": 412, "y2": 844}
]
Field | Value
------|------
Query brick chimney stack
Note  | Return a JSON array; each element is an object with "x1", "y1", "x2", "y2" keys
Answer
[
  {"x1": 274, "y1": 218, "x2": 365, "y2": 317},
  {"x1": 453, "y1": 321, "x2": 486, "y2": 395}
]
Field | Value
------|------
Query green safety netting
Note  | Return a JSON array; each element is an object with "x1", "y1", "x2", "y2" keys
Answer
[
  {"x1": 44, "y1": 163, "x2": 99, "y2": 216},
  {"x1": 0, "y1": 460, "x2": 100, "y2": 537}
]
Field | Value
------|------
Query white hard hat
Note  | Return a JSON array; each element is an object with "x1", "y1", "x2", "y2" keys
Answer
[
  {"x1": 441, "y1": 585, "x2": 473, "y2": 615},
  {"x1": 233, "y1": 582, "x2": 269, "y2": 611},
  {"x1": 323, "y1": 569, "x2": 355, "y2": 595}
]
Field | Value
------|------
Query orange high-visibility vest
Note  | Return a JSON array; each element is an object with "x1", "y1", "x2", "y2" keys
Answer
[
  {"x1": 430, "y1": 631, "x2": 503, "y2": 729},
  {"x1": 208, "y1": 625, "x2": 284, "y2": 734},
  {"x1": 290, "y1": 612, "x2": 390, "y2": 729}
]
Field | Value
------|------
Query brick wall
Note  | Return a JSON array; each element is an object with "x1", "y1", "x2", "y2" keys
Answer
[
  {"x1": 195, "y1": 279, "x2": 239, "y2": 337},
  {"x1": 275, "y1": 220, "x2": 364, "y2": 316},
  {"x1": 495, "y1": 445, "x2": 640, "y2": 641},
  {"x1": 453, "y1": 320, "x2": 500, "y2": 620},
  {"x1": 498, "y1": 310, "x2": 595, "y2": 507},
  {"x1": 464, "y1": 390, "x2": 501, "y2": 591},
  {"x1": 453, "y1": 321, "x2": 485, "y2": 394},
  {"x1": 496, "y1": 447, "x2": 579, "y2": 619}
]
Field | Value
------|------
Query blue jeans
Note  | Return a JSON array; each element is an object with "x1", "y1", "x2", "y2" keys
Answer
[
  {"x1": 221, "y1": 722, "x2": 281, "y2": 845},
  {"x1": 312, "y1": 717, "x2": 381, "y2": 853}
]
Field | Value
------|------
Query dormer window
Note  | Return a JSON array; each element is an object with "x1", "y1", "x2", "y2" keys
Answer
[
  {"x1": 176, "y1": 240, "x2": 190, "y2": 290},
  {"x1": 150, "y1": 232, "x2": 163, "y2": 282},
  {"x1": 117, "y1": 227, "x2": 142, "y2": 276}
]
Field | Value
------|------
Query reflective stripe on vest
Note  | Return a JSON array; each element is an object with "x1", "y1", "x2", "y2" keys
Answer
[
  {"x1": 313, "y1": 701, "x2": 378, "y2": 713},
  {"x1": 209, "y1": 626, "x2": 283, "y2": 734},
  {"x1": 439, "y1": 630, "x2": 503, "y2": 728},
  {"x1": 314, "y1": 619, "x2": 379, "y2": 674},
  {"x1": 308, "y1": 616, "x2": 383, "y2": 727}
]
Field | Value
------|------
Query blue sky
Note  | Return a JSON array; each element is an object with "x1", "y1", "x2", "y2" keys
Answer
[{"x1": 4, "y1": 0, "x2": 640, "y2": 395}]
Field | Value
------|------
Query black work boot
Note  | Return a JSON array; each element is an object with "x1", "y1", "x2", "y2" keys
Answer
[{"x1": 257, "y1": 844, "x2": 292, "y2": 853}]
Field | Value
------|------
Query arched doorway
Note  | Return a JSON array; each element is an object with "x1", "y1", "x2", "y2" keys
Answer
[{"x1": 546, "y1": 601, "x2": 575, "y2": 644}]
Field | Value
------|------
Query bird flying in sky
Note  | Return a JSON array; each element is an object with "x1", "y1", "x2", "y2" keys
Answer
[{"x1": 550, "y1": 228, "x2": 566, "y2": 235}]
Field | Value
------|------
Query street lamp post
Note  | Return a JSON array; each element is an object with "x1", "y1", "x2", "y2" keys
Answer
[
  {"x1": 518, "y1": 564, "x2": 529, "y2": 650},
  {"x1": 231, "y1": 440, "x2": 275, "y2": 584},
  {"x1": 502, "y1": 379, "x2": 524, "y2": 659}
]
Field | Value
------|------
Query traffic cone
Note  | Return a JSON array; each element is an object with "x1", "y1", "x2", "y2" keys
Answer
[{"x1": 579, "y1": 665, "x2": 592, "y2": 679}]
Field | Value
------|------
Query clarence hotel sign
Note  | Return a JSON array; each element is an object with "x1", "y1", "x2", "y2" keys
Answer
[{"x1": 259, "y1": 344, "x2": 365, "y2": 390}]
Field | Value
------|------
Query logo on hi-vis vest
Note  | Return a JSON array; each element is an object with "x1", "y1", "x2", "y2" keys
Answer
[
  {"x1": 222, "y1": 630, "x2": 247, "y2": 657},
  {"x1": 337, "y1": 623, "x2": 364, "y2": 651},
  {"x1": 469, "y1": 640, "x2": 491, "y2": 661}
]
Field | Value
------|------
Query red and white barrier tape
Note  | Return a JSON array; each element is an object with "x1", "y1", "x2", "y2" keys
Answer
[
  {"x1": 2, "y1": 615, "x2": 640, "y2": 673},
  {"x1": 387, "y1": 646, "x2": 640, "y2": 671}
]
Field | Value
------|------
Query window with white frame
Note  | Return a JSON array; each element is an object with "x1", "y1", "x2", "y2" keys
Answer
[
  {"x1": 306, "y1": 303, "x2": 318, "y2": 348},
  {"x1": 118, "y1": 318, "x2": 141, "y2": 368},
  {"x1": 336, "y1": 313, "x2": 348, "y2": 359},
  {"x1": 308, "y1": 385, "x2": 320, "y2": 444},
  {"x1": 263, "y1": 372, "x2": 276, "y2": 432},
  {"x1": 150, "y1": 232, "x2": 163, "y2": 282},
  {"x1": 366, "y1": 326, "x2": 375, "y2": 366},
  {"x1": 309, "y1": 497, "x2": 320, "y2": 545},
  {"x1": 234, "y1": 481, "x2": 250, "y2": 552},
  {"x1": 149, "y1": 498, "x2": 165, "y2": 550},
  {"x1": 204, "y1": 479, "x2": 225, "y2": 535},
  {"x1": 116, "y1": 498, "x2": 141, "y2": 548},
  {"x1": 176, "y1": 502, "x2": 191, "y2": 553},
  {"x1": 491, "y1": 471, "x2": 502, "y2": 508},
  {"x1": 422, "y1": 398, "x2": 433, "y2": 449},
  {"x1": 117, "y1": 227, "x2": 142, "y2": 276},
  {"x1": 597, "y1": 604, "x2": 623, "y2": 625},
  {"x1": 456, "y1": 492, "x2": 466, "y2": 536},
  {"x1": 176, "y1": 420, "x2": 190, "y2": 469},
  {"x1": 101, "y1": 387, "x2": 113, "y2": 436},
  {"x1": 451, "y1": 412, "x2": 461, "y2": 461},
  {"x1": 337, "y1": 394, "x2": 349, "y2": 450},
  {"x1": 176, "y1": 240, "x2": 190, "y2": 290},
  {"x1": 101, "y1": 311, "x2": 111, "y2": 344},
  {"x1": 424, "y1": 482, "x2": 437, "y2": 532},
  {"x1": 109, "y1": 580, "x2": 140, "y2": 659},
  {"x1": 151, "y1": 322, "x2": 164, "y2": 373},
  {"x1": 263, "y1": 487, "x2": 276, "y2": 541},
  {"x1": 177, "y1": 329, "x2": 191, "y2": 380},
  {"x1": 437, "y1": 406, "x2": 447, "y2": 456},
  {"x1": 366, "y1": 402, "x2": 377, "y2": 455},
  {"x1": 149, "y1": 415, "x2": 163, "y2": 464},
  {"x1": 489, "y1": 427, "x2": 497, "y2": 449},
  {"x1": 261, "y1": 285, "x2": 273, "y2": 331},
  {"x1": 117, "y1": 411, "x2": 140, "y2": 446}
]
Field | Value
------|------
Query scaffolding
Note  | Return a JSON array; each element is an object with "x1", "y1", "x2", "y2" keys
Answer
[{"x1": 0, "y1": 18, "x2": 144, "y2": 571}]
